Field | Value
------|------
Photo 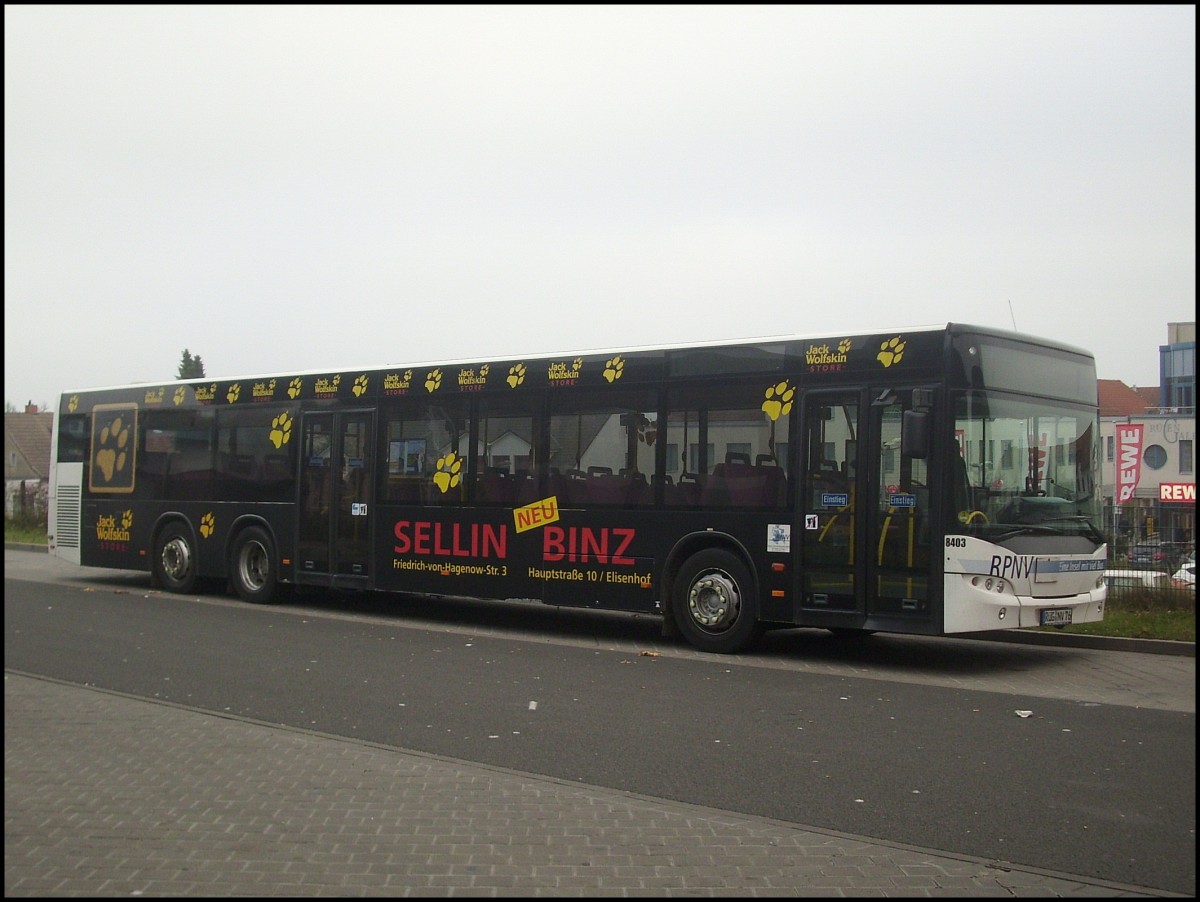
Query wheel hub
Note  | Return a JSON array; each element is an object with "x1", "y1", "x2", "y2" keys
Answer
[{"x1": 687, "y1": 572, "x2": 741, "y2": 631}]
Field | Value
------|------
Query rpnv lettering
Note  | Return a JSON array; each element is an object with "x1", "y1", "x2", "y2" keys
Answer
[{"x1": 989, "y1": 554, "x2": 1036, "y2": 579}]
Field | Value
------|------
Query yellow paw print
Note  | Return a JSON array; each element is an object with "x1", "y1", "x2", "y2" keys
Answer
[
  {"x1": 288, "y1": 378, "x2": 303, "y2": 399},
  {"x1": 269, "y1": 411, "x2": 293, "y2": 448},
  {"x1": 433, "y1": 451, "x2": 463, "y2": 493},
  {"x1": 353, "y1": 374, "x2": 369, "y2": 397},
  {"x1": 425, "y1": 368, "x2": 443, "y2": 393},
  {"x1": 877, "y1": 336, "x2": 906, "y2": 368},
  {"x1": 761, "y1": 380, "x2": 794, "y2": 421},
  {"x1": 95, "y1": 416, "x2": 131, "y2": 482},
  {"x1": 227, "y1": 383, "x2": 241, "y2": 403},
  {"x1": 199, "y1": 512, "x2": 215, "y2": 539},
  {"x1": 68, "y1": 395, "x2": 79, "y2": 413},
  {"x1": 603, "y1": 356, "x2": 624, "y2": 383},
  {"x1": 837, "y1": 339, "x2": 852, "y2": 354},
  {"x1": 173, "y1": 386, "x2": 187, "y2": 406},
  {"x1": 121, "y1": 510, "x2": 133, "y2": 530},
  {"x1": 507, "y1": 363, "x2": 526, "y2": 388},
  {"x1": 480, "y1": 364, "x2": 490, "y2": 378}
]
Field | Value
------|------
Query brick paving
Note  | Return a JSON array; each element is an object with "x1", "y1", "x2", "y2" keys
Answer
[{"x1": 5, "y1": 672, "x2": 1167, "y2": 897}]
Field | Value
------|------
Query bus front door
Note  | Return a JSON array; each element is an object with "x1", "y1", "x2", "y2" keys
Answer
[
  {"x1": 864, "y1": 388, "x2": 932, "y2": 624},
  {"x1": 801, "y1": 391, "x2": 863, "y2": 617},
  {"x1": 800, "y1": 388, "x2": 933, "y2": 629},
  {"x1": 297, "y1": 411, "x2": 375, "y2": 589}
]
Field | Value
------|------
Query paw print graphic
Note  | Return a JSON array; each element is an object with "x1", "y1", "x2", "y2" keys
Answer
[
  {"x1": 68, "y1": 395, "x2": 79, "y2": 413},
  {"x1": 425, "y1": 368, "x2": 443, "y2": 393},
  {"x1": 269, "y1": 411, "x2": 293, "y2": 448},
  {"x1": 761, "y1": 381, "x2": 795, "y2": 421},
  {"x1": 173, "y1": 386, "x2": 187, "y2": 406},
  {"x1": 507, "y1": 363, "x2": 526, "y2": 388},
  {"x1": 121, "y1": 510, "x2": 133, "y2": 530},
  {"x1": 877, "y1": 336, "x2": 906, "y2": 368},
  {"x1": 638, "y1": 418, "x2": 657, "y2": 446},
  {"x1": 433, "y1": 451, "x2": 463, "y2": 493},
  {"x1": 353, "y1": 374, "x2": 369, "y2": 397},
  {"x1": 199, "y1": 512, "x2": 215, "y2": 539},
  {"x1": 226, "y1": 383, "x2": 241, "y2": 403},
  {"x1": 288, "y1": 378, "x2": 303, "y2": 399},
  {"x1": 480, "y1": 364, "x2": 490, "y2": 378},
  {"x1": 95, "y1": 416, "x2": 131, "y2": 482},
  {"x1": 837, "y1": 339, "x2": 852, "y2": 354},
  {"x1": 603, "y1": 356, "x2": 624, "y2": 383}
]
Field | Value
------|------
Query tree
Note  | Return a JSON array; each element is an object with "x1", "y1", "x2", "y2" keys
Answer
[{"x1": 177, "y1": 349, "x2": 206, "y2": 380}]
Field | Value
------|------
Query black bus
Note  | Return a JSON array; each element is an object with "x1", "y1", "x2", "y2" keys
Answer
[{"x1": 50, "y1": 323, "x2": 1107, "y2": 653}]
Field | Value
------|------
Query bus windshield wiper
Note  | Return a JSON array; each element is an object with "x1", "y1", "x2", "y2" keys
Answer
[{"x1": 994, "y1": 525, "x2": 1058, "y2": 540}]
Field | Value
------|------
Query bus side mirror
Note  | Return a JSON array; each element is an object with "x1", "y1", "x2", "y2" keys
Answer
[{"x1": 901, "y1": 410, "x2": 930, "y2": 459}]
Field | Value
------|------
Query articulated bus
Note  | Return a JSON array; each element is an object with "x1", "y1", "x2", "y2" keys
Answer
[{"x1": 48, "y1": 323, "x2": 1107, "y2": 653}]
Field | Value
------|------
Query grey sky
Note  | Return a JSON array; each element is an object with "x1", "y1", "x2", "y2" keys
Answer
[{"x1": 5, "y1": 5, "x2": 1195, "y2": 411}]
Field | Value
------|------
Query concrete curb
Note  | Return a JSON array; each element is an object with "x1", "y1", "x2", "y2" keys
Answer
[{"x1": 7, "y1": 542, "x2": 1193, "y2": 656}]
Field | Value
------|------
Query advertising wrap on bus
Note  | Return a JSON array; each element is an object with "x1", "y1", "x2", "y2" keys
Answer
[{"x1": 49, "y1": 323, "x2": 1107, "y2": 654}]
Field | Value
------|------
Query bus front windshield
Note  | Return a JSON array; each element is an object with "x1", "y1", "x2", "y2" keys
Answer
[{"x1": 949, "y1": 391, "x2": 1104, "y2": 543}]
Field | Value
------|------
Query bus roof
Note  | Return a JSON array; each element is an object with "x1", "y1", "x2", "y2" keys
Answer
[{"x1": 56, "y1": 322, "x2": 1093, "y2": 398}]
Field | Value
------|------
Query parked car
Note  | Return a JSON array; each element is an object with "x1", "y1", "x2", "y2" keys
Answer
[
  {"x1": 1127, "y1": 541, "x2": 1189, "y2": 572},
  {"x1": 1171, "y1": 562, "x2": 1196, "y2": 591},
  {"x1": 1104, "y1": 569, "x2": 1174, "y2": 591}
]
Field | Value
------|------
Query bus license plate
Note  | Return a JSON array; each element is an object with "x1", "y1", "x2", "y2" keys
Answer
[{"x1": 1040, "y1": 608, "x2": 1073, "y2": 626}]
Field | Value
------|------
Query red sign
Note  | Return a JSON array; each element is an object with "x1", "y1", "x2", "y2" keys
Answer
[
  {"x1": 1115, "y1": 424, "x2": 1144, "y2": 503},
  {"x1": 1159, "y1": 483, "x2": 1196, "y2": 503}
]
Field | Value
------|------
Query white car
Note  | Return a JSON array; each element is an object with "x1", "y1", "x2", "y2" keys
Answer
[
  {"x1": 1171, "y1": 563, "x2": 1196, "y2": 590},
  {"x1": 1104, "y1": 569, "x2": 1173, "y2": 590}
]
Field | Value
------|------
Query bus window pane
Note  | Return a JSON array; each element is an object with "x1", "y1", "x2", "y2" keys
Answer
[
  {"x1": 665, "y1": 381, "x2": 789, "y2": 509},
  {"x1": 215, "y1": 407, "x2": 296, "y2": 503},
  {"x1": 382, "y1": 399, "x2": 469, "y2": 505},
  {"x1": 549, "y1": 389, "x2": 658, "y2": 507},
  {"x1": 475, "y1": 397, "x2": 539, "y2": 505},
  {"x1": 136, "y1": 409, "x2": 214, "y2": 501}
]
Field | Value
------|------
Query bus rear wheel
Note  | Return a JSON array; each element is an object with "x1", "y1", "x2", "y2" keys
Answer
[
  {"x1": 230, "y1": 526, "x2": 279, "y2": 604},
  {"x1": 673, "y1": 548, "x2": 762, "y2": 654},
  {"x1": 154, "y1": 522, "x2": 198, "y2": 594}
]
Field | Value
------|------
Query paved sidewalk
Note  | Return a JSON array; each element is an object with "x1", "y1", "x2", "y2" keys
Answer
[{"x1": 5, "y1": 673, "x2": 1171, "y2": 897}]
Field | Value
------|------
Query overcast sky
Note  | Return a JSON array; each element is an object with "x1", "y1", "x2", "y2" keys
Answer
[{"x1": 5, "y1": 5, "x2": 1195, "y2": 411}]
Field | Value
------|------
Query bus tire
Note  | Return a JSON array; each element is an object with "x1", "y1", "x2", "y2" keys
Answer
[
  {"x1": 230, "y1": 526, "x2": 279, "y2": 604},
  {"x1": 154, "y1": 522, "x2": 198, "y2": 594},
  {"x1": 673, "y1": 548, "x2": 762, "y2": 654}
]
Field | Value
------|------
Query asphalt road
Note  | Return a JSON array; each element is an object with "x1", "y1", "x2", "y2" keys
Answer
[{"x1": 4, "y1": 549, "x2": 1196, "y2": 895}]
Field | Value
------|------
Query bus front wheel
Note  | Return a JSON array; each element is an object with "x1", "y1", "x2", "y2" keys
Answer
[
  {"x1": 673, "y1": 548, "x2": 762, "y2": 654},
  {"x1": 230, "y1": 526, "x2": 279, "y2": 604},
  {"x1": 155, "y1": 522, "x2": 198, "y2": 594}
]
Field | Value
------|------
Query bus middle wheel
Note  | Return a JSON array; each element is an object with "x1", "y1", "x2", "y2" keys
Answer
[
  {"x1": 673, "y1": 548, "x2": 762, "y2": 654},
  {"x1": 230, "y1": 526, "x2": 279, "y2": 604},
  {"x1": 155, "y1": 522, "x2": 198, "y2": 594}
]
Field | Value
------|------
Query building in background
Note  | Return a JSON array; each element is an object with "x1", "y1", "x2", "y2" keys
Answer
[
  {"x1": 1158, "y1": 321, "x2": 1196, "y2": 414},
  {"x1": 1100, "y1": 323, "x2": 1195, "y2": 554},
  {"x1": 5, "y1": 403, "x2": 54, "y2": 519}
]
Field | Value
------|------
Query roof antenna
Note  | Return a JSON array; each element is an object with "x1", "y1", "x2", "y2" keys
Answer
[{"x1": 1007, "y1": 300, "x2": 1018, "y2": 330}]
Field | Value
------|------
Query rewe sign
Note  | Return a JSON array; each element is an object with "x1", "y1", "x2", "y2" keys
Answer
[
  {"x1": 1116, "y1": 424, "x2": 1144, "y2": 503},
  {"x1": 1159, "y1": 483, "x2": 1196, "y2": 503}
]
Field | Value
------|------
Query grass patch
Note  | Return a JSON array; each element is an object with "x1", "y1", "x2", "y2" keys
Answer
[
  {"x1": 1041, "y1": 587, "x2": 1195, "y2": 642},
  {"x1": 4, "y1": 514, "x2": 48, "y2": 545}
]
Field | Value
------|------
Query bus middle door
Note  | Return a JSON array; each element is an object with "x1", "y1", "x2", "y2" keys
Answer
[{"x1": 297, "y1": 410, "x2": 374, "y2": 590}]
